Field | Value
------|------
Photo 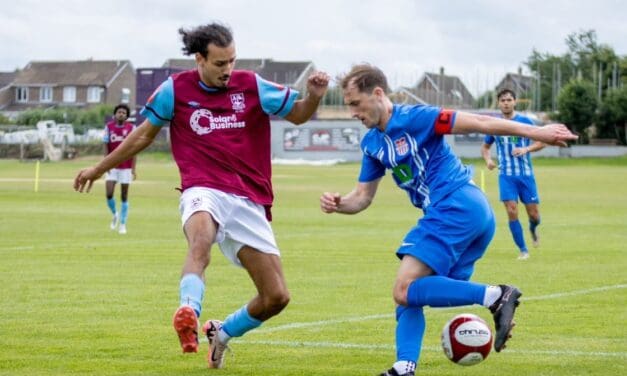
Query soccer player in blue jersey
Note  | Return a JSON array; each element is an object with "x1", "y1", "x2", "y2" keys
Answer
[
  {"x1": 319, "y1": 64, "x2": 577, "y2": 376},
  {"x1": 481, "y1": 89, "x2": 544, "y2": 260}
]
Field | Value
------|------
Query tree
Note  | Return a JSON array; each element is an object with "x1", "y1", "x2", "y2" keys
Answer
[
  {"x1": 526, "y1": 30, "x2": 624, "y2": 111},
  {"x1": 525, "y1": 50, "x2": 574, "y2": 111},
  {"x1": 556, "y1": 80, "x2": 598, "y2": 144},
  {"x1": 474, "y1": 90, "x2": 495, "y2": 109},
  {"x1": 597, "y1": 86, "x2": 627, "y2": 145}
]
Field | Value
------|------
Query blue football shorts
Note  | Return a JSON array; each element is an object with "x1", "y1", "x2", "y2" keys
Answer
[
  {"x1": 396, "y1": 183, "x2": 496, "y2": 281},
  {"x1": 498, "y1": 174, "x2": 540, "y2": 204}
]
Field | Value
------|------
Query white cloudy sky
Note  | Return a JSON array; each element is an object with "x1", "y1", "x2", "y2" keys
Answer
[{"x1": 0, "y1": 0, "x2": 625, "y2": 95}]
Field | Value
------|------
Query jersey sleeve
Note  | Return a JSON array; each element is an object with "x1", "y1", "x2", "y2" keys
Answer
[
  {"x1": 102, "y1": 125, "x2": 109, "y2": 143},
  {"x1": 255, "y1": 74, "x2": 299, "y2": 118},
  {"x1": 140, "y1": 77, "x2": 174, "y2": 126},
  {"x1": 358, "y1": 152, "x2": 386, "y2": 183},
  {"x1": 484, "y1": 134, "x2": 495, "y2": 144},
  {"x1": 517, "y1": 115, "x2": 535, "y2": 125}
]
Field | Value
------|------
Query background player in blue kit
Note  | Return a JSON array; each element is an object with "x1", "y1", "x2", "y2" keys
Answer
[
  {"x1": 319, "y1": 64, "x2": 577, "y2": 376},
  {"x1": 481, "y1": 89, "x2": 544, "y2": 260}
]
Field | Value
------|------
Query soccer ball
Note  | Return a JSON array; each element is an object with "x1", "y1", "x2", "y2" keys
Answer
[{"x1": 441, "y1": 313, "x2": 492, "y2": 366}]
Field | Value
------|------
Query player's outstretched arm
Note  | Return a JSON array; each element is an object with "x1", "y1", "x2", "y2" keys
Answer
[
  {"x1": 74, "y1": 120, "x2": 161, "y2": 193},
  {"x1": 320, "y1": 179, "x2": 381, "y2": 215},
  {"x1": 452, "y1": 112, "x2": 578, "y2": 146},
  {"x1": 284, "y1": 71, "x2": 330, "y2": 125}
]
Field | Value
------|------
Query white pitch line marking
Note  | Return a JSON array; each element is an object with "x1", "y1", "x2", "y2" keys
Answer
[
  {"x1": 254, "y1": 284, "x2": 626, "y2": 334},
  {"x1": 195, "y1": 284, "x2": 627, "y2": 359},
  {"x1": 233, "y1": 340, "x2": 626, "y2": 358}
]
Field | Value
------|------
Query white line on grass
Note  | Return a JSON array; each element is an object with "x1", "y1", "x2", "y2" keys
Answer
[
  {"x1": 232, "y1": 340, "x2": 626, "y2": 358},
  {"x1": 254, "y1": 284, "x2": 627, "y2": 334},
  {"x1": 196, "y1": 284, "x2": 627, "y2": 359},
  {"x1": 522, "y1": 284, "x2": 627, "y2": 301}
]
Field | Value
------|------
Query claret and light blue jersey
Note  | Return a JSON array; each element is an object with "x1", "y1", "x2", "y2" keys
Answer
[
  {"x1": 484, "y1": 114, "x2": 536, "y2": 176},
  {"x1": 358, "y1": 104, "x2": 473, "y2": 210},
  {"x1": 141, "y1": 73, "x2": 298, "y2": 126}
]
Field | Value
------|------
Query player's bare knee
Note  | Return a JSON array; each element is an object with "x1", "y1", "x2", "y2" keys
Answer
[
  {"x1": 262, "y1": 290, "x2": 290, "y2": 315},
  {"x1": 392, "y1": 282, "x2": 410, "y2": 306}
]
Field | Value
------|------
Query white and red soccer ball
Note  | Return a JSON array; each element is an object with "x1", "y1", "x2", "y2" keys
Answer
[{"x1": 441, "y1": 313, "x2": 492, "y2": 366}]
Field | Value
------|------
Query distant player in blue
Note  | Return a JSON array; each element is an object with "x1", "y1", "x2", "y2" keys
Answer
[
  {"x1": 481, "y1": 89, "x2": 544, "y2": 260},
  {"x1": 320, "y1": 64, "x2": 577, "y2": 376}
]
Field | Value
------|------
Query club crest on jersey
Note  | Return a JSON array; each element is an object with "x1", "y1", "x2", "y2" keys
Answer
[
  {"x1": 230, "y1": 92, "x2": 245, "y2": 112},
  {"x1": 394, "y1": 136, "x2": 409, "y2": 155},
  {"x1": 191, "y1": 197, "x2": 202, "y2": 209}
]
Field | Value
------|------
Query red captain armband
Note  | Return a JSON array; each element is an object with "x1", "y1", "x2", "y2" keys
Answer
[{"x1": 434, "y1": 109, "x2": 455, "y2": 135}]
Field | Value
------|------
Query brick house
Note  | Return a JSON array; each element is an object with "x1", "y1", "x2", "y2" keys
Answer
[
  {"x1": 397, "y1": 67, "x2": 475, "y2": 109},
  {"x1": 495, "y1": 68, "x2": 535, "y2": 96},
  {"x1": 1, "y1": 60, "x2": 136, "y2": 117}
]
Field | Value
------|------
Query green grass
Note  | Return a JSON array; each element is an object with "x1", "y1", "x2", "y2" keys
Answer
[{"x1": 0, "y1": 155, "x2": 626, "y2": 375}]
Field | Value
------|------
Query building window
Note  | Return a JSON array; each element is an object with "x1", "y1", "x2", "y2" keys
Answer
[
  {"x1": 63, "y1": 86, "x2": 76, "y2": 103},
  {"x1": 87, "y1": 86, "x2": 101, "y2": 103},
  {"x1": 16, "y1": 87, "x2": 28, "y2": 103},
  {"x1": 40, "y1": 86, "x2": 53, "y2": 102},
  {"x1": 120, "y1": 88, "x2": 130, "y2": 104}
]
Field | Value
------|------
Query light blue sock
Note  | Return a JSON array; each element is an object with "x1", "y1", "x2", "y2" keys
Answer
[
  {"x1": 179, "y1": 274, "x2": 204, "y2": 317},
  {"x1": 106, "y1": 198, "x2": 116, "y2": 215},
  {"x1": 222, "y1": 305, "x2": 262, "y2": 338},
  {"x1": 529, "y1": 217, "x2": 541, "y2": 234},
  {"x1": 120, "y1": 201, "x2": 129, "y2": 225},
  {"x1": 407, "y1": 276, "x2": 486, "y2": 307},
  {"x1": 395, "y1": 305, "x2": 424, "y2": 365},
  {"x1": 509, "y1": 220, "x2": 527, "y2": 252}
]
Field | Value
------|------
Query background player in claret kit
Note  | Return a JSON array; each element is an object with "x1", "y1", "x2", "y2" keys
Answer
[
  {"x1": 103, "y1": 104, "x2": 136, "y2": 235},
  {"x1": 319, "y1": 64, "x2": 577, "y2": 376},
  {"x1": 481, "y1": 89, "x2": 544, "y2": 260},
  {"x1": 74, "y1": 22, "x2": 329, "y2": 369}
]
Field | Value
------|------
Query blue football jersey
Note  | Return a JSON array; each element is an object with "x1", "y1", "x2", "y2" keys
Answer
[
  {"x1": 484, "y1": 114, "x2": 536, "y2": 176},
  {"x1": 358, "y1": 104, "x2": 473, "y2": 210}
]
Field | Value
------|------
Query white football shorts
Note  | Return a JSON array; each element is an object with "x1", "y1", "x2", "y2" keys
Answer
[
  {"x1": 105, "y1": 168, "x2": 133, "y2": 184},
  {"x1": 179, "y1": 187, "x2": 280, "y2": 267}
]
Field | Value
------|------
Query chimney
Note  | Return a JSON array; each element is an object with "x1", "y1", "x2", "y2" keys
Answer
[
  {"x1": 518, "y1": 66, "x2": 522, "y2": 76},
  {"x1": 439, "y1": 66, "x2": 445, "y2": 76}
]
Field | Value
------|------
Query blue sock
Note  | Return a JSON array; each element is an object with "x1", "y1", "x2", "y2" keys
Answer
[
  {"x1": 222, "y1": 305, "x2": 262, "y2": 338},
  {"x1": 179, "y1": 274, "x2": 204, "y2": 317},
  {"x1": 529, "y1": 217, "x2": 541, "y2": 234},
  {"x1": 395, "y1": 305, "x2": 424, "y2": 364},
  {"x1": 407, "y1": 276, "x2": 486, "y2": 307},
  {"x1": 120, "y1": 201, "x2": 129, "y2": 225},
  {"x1": 509, "y1": 220, "x2": 527, "y2": 252},
  {"x1": 106, "y1": 198, "x2": 116, "y2": 215}
]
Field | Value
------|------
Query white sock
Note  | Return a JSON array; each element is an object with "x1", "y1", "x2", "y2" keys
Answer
[
  {"x1": 483, "y1": 285, "x2": 502, "y2": 307},
  {"x1": 393, "y1": 360, "x2": 416, "y2": 374},
  {"x1": 217, "y1": 328, "x2": 231, "y2": 344}
]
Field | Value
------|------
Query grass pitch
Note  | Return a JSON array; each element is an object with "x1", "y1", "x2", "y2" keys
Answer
[{"x1": 0, "y1": 154, "x2": 625, "y2": 375}]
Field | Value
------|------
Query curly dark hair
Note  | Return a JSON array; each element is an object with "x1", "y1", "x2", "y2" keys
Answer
[
  {"x1": 113, "y1": 104, "x2": 130, "y2": 117},
  {"x1": 178, "y1": 23, "x2": 233, "y2": 58}
]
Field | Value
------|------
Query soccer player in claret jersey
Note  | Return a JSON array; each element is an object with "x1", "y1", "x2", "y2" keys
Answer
[
  {"x1": 103, "y1": 104, "x2": 136, "y2": 235},
  {"x1": 74, "y1": 23, "x2": 330, "y2": 369},
  {"x1": 481, "y1": 89, "x2": 544, "y2": 260},
  {"x1": 319, "y1": 64, "x2": 577, "y2": 376}
]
